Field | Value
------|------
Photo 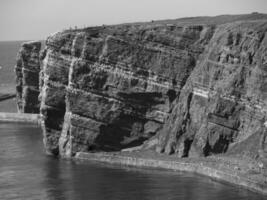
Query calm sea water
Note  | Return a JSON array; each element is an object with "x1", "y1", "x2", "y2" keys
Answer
[{"x1": 0, "y1": 122, "x2": 265, "y2": 200}]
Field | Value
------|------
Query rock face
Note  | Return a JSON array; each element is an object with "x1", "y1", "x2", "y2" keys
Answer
[
  {"x1": 15, "y1": 41, "x2": 41, "y2": 113},
  {"x1": 153, "y1": 21, "x2": 267, "y2": 162},
  {"x1": 16, "y1": 14, "x2": 267, "y2": 165},
  {"x1": 39, "y1": 24, "x2": 214, "y2": 156}
]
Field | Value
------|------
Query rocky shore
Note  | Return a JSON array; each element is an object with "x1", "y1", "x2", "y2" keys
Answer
[{"x1": 76, "y1": 150, "x2": 267, "y2": 195}]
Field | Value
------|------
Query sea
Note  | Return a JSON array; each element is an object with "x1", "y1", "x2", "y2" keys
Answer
[
  {"x1": 0, "y1": 41, "x2": 25, "y2": 86},
  {"x1": 0, "y1": 41, "x2": 26, "y2": 112},
  {"x1": 0, "y1": 41, "x2": 265, "y2": 200}
]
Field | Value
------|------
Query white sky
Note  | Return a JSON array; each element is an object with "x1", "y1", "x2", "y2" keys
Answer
[{"x1": 0, "y1": 0, "x2": 267, "y2": 41}]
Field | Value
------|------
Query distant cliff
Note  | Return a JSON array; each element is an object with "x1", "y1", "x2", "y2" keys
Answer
[
  {"x1": 15, "y1": 14, "x2": 267, "y2": 168},
  {"x1": 15, "y1": 41, "x2": 41, "y2": 113}
]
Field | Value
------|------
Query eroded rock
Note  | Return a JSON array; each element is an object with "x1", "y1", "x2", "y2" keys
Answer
[
  {"x1": 15, "y1": 15, "x2": 267, "y2": 167},
  {"x1": 15, "y1": 41, "x2": 41, "y2": 113},
  {"x1": 155, "y1": 21, "x2": 267, "y2": 165}
]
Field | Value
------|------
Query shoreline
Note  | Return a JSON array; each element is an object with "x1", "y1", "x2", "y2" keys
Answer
[
  {"x1": 0, "y1": 110, "x2": 266, "y2": 195},
  {"x1": 0, "y1": 112, "x2": 40, "y2": 123},
  {"x1": 0, "y1": 93, "x2": 16, "y2": 102},
  {"x1": 76, "y1": 151, "x2": 267, "y2": 195}
]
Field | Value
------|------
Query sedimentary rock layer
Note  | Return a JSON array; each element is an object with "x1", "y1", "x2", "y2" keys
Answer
[
  {"x1": 15, "y1": 14, "x2": 267, "y2": 168},
  {"x1": 15, "y1": 41, "x2": 41, "y2": 113},
  {"x1": 39, "y1": 24, "x2": 214, "y2": 156},
  {"x1": 152, "y1": 21, "x2": 267, "y2": 165}
]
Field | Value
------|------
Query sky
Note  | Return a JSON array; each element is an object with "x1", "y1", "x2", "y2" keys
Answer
[{"x1": 0, "y1": 0, "x2": 267, "y2": 41}]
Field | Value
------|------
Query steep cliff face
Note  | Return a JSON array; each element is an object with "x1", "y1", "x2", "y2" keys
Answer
[
  {"x1": 15, "y1": 41, "x2": 41, "y2": 113},
  {"x1": 39, "y1": 24, "x2": 214, "y2": 156},
  {"x1": 152, "y1": 21, "x2": 267, "y2": 162},
  {"x1": 15, "y1": 15, "x2": 267, "y2": 164}
]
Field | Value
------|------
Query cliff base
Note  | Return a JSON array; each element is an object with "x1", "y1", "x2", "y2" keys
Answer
[{"x1": 76, "y1": 150, "x2": 267, "y2": 195}]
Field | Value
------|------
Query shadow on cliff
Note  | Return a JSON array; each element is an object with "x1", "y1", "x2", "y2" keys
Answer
[{"x1": 93, "y1": 92, "x2": 165, "y2": 151}]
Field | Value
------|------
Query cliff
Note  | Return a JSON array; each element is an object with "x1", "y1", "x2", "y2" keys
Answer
[
  {"x1": 152, "y1": 21, "x2": 267, "y2": 162},
  {"x1": 15, "y1": 41, "x2": 41, "y2": 113},
  {"x1": 15, "y1": 14, "x2": 267, "y2": 169},
  {"x1": 38, "y1": 24, "x2": 215, "y2": 156}
]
